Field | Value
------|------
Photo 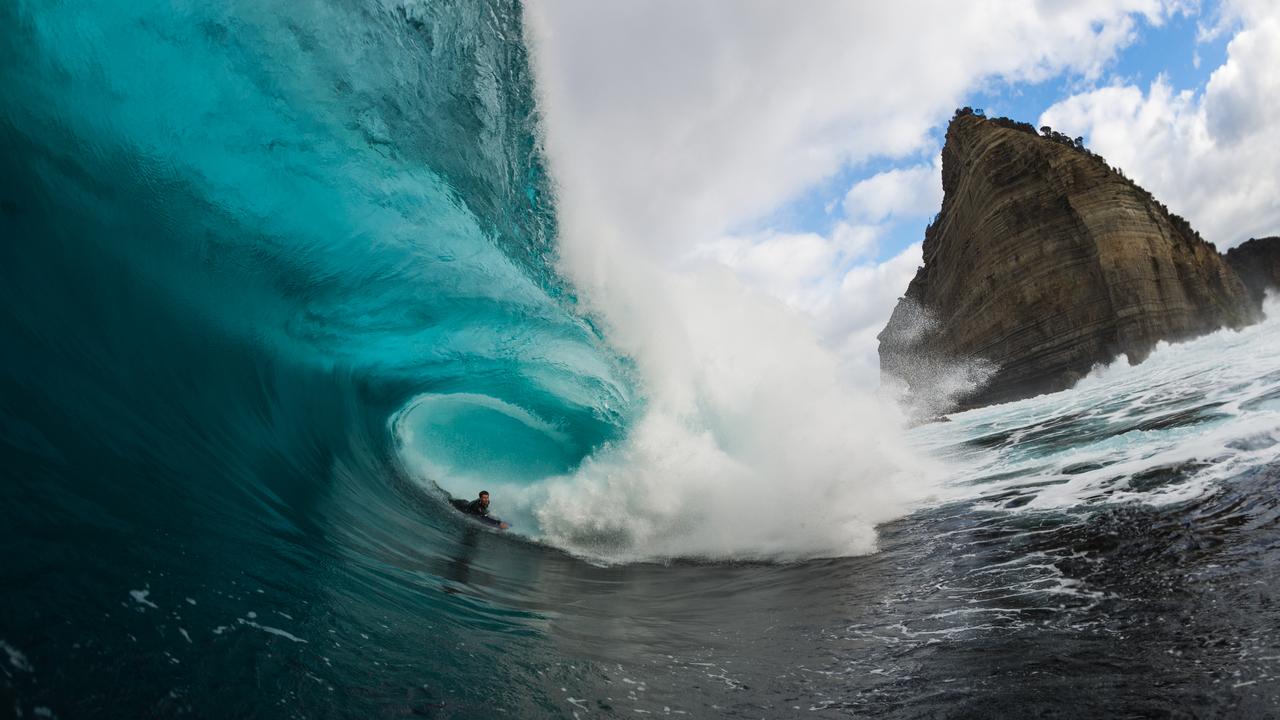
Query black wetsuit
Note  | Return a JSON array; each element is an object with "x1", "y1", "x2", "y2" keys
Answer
[{"x1": 464, "y1": 499, "x2": 502, "y2": 527}]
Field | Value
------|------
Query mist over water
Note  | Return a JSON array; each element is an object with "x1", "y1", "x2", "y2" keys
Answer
[{"x1": 4, "y1": 0, "x2": 1280, "y2": 717}]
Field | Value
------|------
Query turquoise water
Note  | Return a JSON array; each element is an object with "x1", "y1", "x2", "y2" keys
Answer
[
  {"x1": 6, "y1": 1, "x2": 1280, "y2": 717},
  {"x1": 1, "y1": 0, "x2": 634, "y2": 497},
  {"x1": 1, "y1": 0, "x2": 641, "y2": 714}
]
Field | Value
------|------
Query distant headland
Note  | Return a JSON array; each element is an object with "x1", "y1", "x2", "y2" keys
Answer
[{"x1": 879, "y1": 108, "x2": 1280, "y2": 414}]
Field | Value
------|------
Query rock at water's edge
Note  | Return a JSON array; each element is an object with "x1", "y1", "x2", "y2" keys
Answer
[
  {"x1": 879, "y1": 111, "x2": 1260, "y2": 414},
  {"x1": 1225, "y1": 237, "x2": 1280, "y2": 308}
]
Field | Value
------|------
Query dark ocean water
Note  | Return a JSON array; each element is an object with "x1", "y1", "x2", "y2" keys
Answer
[{"x1": 4, "y1": 1, "x2": 1280, "y2": 717}]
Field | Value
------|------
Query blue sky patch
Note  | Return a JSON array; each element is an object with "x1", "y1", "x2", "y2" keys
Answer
[{"x1": 756, "y1": 1, "x2": 1233, "y2": 264}]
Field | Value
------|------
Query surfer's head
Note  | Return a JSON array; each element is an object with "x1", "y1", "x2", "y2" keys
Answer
[{"x1": 478, "y1": 490, "x2": 490, "y2": 508}]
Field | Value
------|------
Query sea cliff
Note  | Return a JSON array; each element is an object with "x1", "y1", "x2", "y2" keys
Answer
[
  {"x1": 880, "y1": 110, "x2": 1273, "y2": 413},
  {"x1": 1225, "y1": 237, "x2": 1280, "y2": 308}
]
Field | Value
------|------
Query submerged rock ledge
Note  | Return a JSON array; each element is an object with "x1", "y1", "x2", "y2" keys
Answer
[{"x1": 879, "y1": 109, "x2": 1278, "y2": 414}]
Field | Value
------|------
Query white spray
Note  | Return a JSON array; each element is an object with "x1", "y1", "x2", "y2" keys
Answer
[{"x1": 506, "y1": 10, "x2": 940, "y2": 562}]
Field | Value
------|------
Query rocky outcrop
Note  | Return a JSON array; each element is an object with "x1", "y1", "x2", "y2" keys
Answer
[
  {"x1": 879, "y1": 110, "x2": 1260, "y2": 413},
  {"x1": 1225, "y1": 237, "x2": 1280, "y2": 307}
]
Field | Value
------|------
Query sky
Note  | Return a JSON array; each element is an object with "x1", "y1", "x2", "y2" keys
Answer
[{"x1": 524, "y1": 0, "x2": 1280, "y2": 388}]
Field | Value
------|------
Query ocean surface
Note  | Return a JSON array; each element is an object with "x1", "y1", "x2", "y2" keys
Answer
[{"x1": 4, "y1": 1, "x2": 1280, "y2": 717}]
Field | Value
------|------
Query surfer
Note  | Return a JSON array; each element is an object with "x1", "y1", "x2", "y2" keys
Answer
[{"x1": 462, "y1": 490, "x2": 509, "y2": 530}]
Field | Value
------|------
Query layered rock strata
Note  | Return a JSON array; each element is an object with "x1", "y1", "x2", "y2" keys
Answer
[{"x1": 880, "y1": 111, "x2": 1260, "y2": 412}]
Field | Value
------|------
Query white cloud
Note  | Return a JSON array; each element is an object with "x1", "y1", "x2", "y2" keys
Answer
[
  {"x1": 843, "y1": 160, "x2": 943, "y2": 224},
  {"x1": 690, "y1": 224, "x2": 876, "y2": 307},
  {"x1": 685, "y1": 227, "x2": 924, "y2": 388},
  {"x1": 827, "y1": 244, "x2": 926, "y2": 388},
  {"x1": 524, "y1": 1, "x2": 1194, "y2": 395},
  {"x1": 525, "y1": 0, "x2": 1179, "y2": 261},
  {"x1": 1040, "y1": 2, "x2": 1280, "y2": 248}
]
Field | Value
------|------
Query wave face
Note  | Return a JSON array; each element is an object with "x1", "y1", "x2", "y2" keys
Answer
[
  {"x1": 0, "y1": 0, "x2": 635, "y2": 526},
  {"x1": 5, "y1": 1, "x2": 1280, "y2": 717},
  {"x1": 0, "y1": 0, "x2": 645, "y2": 714}
]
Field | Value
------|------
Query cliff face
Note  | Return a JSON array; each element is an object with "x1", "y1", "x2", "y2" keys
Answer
[
  {"x1": 1225, "y1": 237, "x2": 1280, "y2": 307},
  {"x1": 880, "y1": 112, "x2": 1259, "y2": 412}
]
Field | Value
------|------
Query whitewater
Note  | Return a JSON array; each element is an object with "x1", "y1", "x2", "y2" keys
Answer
[
  {"x1": 924, "y1": 297, "x2": 1280, "y2": 515},
  {"x1": 3, "y1": 0, "x2": 1280, "y2": 717}
]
